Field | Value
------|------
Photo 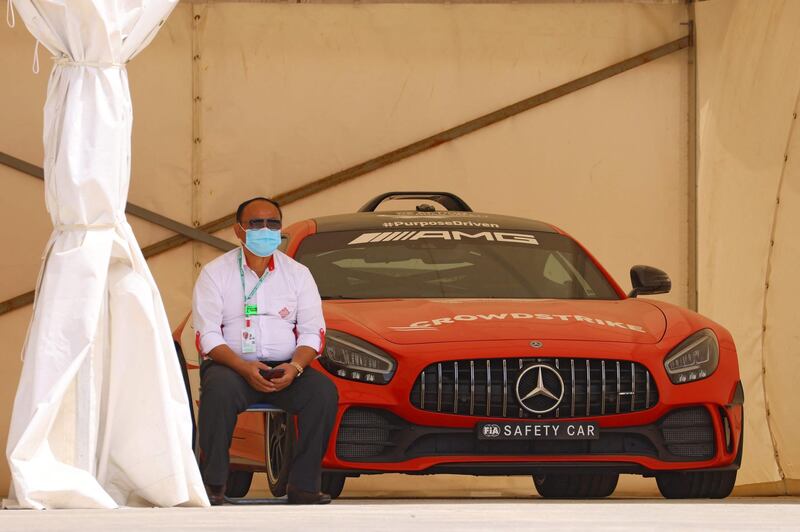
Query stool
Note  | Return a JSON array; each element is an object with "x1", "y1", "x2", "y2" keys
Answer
[
  {"x1": 246, "y1": 403, "x2": 284, "y2": 414},
  {"x1": 224, "y1": 403, "x2": 287, "y2": 505}
]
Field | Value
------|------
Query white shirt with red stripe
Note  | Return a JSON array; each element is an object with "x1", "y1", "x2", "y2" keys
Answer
[{"x1": 193, "y1": 248, "x2": 325, "y2": 362}]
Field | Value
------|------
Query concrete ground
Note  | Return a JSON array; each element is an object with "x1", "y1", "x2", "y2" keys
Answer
[{"x1": 1, "y1": 498, "x2": 798, "y2": 531}]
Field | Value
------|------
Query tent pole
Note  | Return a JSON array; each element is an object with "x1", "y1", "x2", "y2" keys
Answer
[
  {"x1": 686, "y1": 3, "x2": 699, "y2": 311},
  {"x1": 0, "y1": 151, "x2": 236, "y2": 253}
]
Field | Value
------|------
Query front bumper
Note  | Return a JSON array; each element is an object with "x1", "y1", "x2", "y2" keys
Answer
[
  {"x1": 323, "y1": 402, "x2": 742, "y2": 476},
  {"x1": 314, "y1": 338, "x2": 744, "y2": 476}
]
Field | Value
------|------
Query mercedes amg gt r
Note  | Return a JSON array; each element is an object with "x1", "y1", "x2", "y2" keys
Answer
[{"x1": 182, "y1": 191, "x2": 743, "y2": 500}]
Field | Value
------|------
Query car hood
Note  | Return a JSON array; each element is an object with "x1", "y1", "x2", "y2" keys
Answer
[{"x1": 324, "y1": 298, "x2": 666, "y2": 345}]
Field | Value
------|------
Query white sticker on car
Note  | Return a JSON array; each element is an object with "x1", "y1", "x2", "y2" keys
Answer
[
  {"x1": 381, "y1": 220, "x2": 500, "y2": 228},
  {"x1": 348, "y1": 231, "x2": 539, "y2": 245},
  {"x1": 389, "y1": 313, "x2": 646, "y2": 333}
]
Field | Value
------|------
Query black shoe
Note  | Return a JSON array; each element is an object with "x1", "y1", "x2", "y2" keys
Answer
[
  {"x1": 287, "y1": 485, "x2": 332, "y2": 505},
  {"x1": 205, "y1": 484, "x2": 226, "y2": 506}
]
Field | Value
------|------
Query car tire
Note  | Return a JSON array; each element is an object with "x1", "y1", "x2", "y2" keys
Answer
[
  {"x1": 173, "y1": 341, "x2": 198, "y2": 453},
  {"x1": 266, "y1": 411, "x2": 295, "y2": 497},
  {"x1": 533, "y1": 473, "x2": 618, "y2": 498},
  {"x1": 225, "y1": 470, "x2": 253, "y2": 498},
  {"x1": 656, "y1": 470, "x2": 737, "y2": 499},
  {"x1": 321, "y1": 473, "x2": 346, "y2": 499}
]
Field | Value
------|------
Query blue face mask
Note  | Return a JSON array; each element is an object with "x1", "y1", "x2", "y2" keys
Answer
[{"x1": 244, "y1": 228, "x2": 281, "y2": 257}]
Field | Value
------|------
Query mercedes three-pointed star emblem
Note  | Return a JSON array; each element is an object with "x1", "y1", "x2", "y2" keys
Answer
[{"x1": 515, "y1": 364, "x2": 565, "y2": 414}]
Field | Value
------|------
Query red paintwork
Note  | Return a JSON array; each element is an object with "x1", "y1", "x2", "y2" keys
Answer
[
  {"x1": 227, "y1": 217, "x2": 743, "y2": 474},
  {"x1": 329, "y1": 299, "x2": 667, "y2": 345}
]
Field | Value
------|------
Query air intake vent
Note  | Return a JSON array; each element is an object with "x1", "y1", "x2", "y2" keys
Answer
[
  {"x1": 335, "y1": 408, "x2": 405, "y2": 461},
  {"x1": 660, "y1": 407, "x2": 715, "y2": 460}
]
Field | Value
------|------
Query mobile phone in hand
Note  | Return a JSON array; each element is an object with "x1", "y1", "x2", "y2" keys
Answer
[{"x1": 259, "y1": 367, "x2": 286, "y2": 380}]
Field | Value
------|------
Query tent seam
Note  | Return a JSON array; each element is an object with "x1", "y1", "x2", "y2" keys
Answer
[
  {"x1": 191, "y1": 4, "x2": 205, "y2": 284},
  {"x1": 758, "y1": 83, "x2": 800, "y2": 496}
]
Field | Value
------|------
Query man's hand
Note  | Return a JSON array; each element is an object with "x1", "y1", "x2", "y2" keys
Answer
[
  {"x1": 239, "y1": 360, "x2": 277, "y2": 393},
  {"x1": 268, "y1": 362, "x2": 299, "y2": 392},
  {"x1": 206, "y1": 345, "x2": 278, "y2": 393}
]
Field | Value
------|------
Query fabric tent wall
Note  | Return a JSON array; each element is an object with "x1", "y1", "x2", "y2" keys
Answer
[
  {"x1": 696, "y1": 0, "x2": 800, "y2": 495},
  {"x1": 2, "y1": 1, "x2": 691, "y2": 497},
  {"x1": 190, "y1": 3, "x2": 690, "y2": 307}
]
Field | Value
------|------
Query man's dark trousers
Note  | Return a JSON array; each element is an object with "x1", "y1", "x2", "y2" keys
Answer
[{"x1": 198, "y1": 359, "x2": 339, "y2": 492}]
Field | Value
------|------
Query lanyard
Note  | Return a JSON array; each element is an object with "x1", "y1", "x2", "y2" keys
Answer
[{"x1": 238, "y1": 248, "x2": 270, "y2": 315}]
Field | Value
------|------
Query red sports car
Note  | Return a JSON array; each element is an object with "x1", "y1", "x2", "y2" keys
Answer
[{"x1": 180, "y1": 191, "x2": 743, "y2": 500}]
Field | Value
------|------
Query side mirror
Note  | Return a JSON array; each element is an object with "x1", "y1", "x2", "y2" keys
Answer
[{"x1": 629, "y1": 265, "x2": 671, "y2": 298}]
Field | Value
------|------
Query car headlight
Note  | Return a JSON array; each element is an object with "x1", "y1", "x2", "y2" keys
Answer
[
  {"x1": 320, "y1": 330, "x2": 396, "y2": 384},
  {"x1": 664, "y1": 329, "x2": 719, "y2": 384}
]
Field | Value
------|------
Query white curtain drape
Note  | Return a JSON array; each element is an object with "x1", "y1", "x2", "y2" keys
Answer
[{"x1": 5, "y1": 0, "x2": 208, "y2": 509}]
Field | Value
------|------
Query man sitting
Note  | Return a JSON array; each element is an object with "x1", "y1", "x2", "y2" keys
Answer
[{"x1": 193, "y1": 196, "x2": 338, "y2": 505}]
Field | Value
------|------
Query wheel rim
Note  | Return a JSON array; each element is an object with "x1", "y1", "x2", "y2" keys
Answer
[{"x1": 266, "y1": 412, "x2": 287, "y2": 484}]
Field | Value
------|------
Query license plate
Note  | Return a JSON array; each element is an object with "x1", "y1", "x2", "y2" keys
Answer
[{"x1": 476, "y1": 421, "x2": 600, "y2": 440}]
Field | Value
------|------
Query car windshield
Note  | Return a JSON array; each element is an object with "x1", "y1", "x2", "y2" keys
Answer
[{"x1": 294, "y1": 229, "x2": 620, "y2": 300}]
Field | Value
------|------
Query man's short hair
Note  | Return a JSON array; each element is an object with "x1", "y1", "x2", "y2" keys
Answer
[{"x1": 236, "y1": 196, "x2": 283, "y2": 223}]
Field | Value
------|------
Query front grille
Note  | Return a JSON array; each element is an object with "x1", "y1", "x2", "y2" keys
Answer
[
  {"x1": 406, "y1": 432, "x2": 658, "y2": 459},
  {"x1": 410, "y1": 357, "x2": 658, "y2": 419},
  {"x1": 659, "y1": 407, "x2": 715, "y2": 459}
]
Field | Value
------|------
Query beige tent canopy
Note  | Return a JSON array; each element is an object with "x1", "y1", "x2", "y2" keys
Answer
[{"x1": 1, "y1": 0, "x2": 798, "y2": 498}]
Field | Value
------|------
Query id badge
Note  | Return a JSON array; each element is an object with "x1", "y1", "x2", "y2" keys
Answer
[{"x1": 241, "y1": 318, "x2": 257, "y2": 354}]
